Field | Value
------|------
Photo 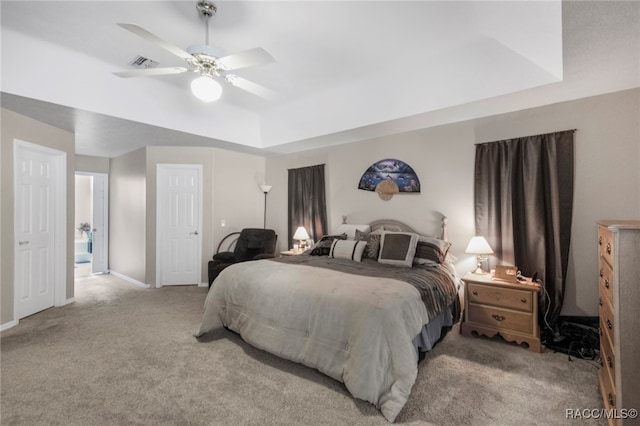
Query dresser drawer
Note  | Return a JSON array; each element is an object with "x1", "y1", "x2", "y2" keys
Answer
[
  {"x1": 598, "y1": 259, "x2": 614, "y2": 305},
  {"x1": 599, "y1": 298, "x2": 615, "y2": 347},
  {"x1": 468, "y1": 283, "x2": 533, "y2": 312},
  {"x1": 600, "y1": 336, "x2": 616, "y2": 389},
  {"x1": 467, "y1": 304, "x2": 533, "y2": 334},
  {"x1": 598, "y1": 225, "x2": 615, "y2": 267},
  {"x1": 600, "y1": 369, "x2": 616, "y2": 412}
]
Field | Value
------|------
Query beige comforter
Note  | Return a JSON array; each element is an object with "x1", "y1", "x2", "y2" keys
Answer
[{"x1": 196, "y1": 258, "x2": 452, "y2": 422}]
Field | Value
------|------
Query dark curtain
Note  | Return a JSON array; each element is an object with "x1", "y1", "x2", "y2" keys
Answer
[
  {"x1": 474, "y1": 130, "x2": 574, "y2": 326},
  {"x1": 288, "y1": 164, "x2": 328, "y2": 249}
]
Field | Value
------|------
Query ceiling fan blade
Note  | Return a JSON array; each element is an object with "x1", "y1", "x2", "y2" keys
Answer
[
  {"x1": 118, "y1": 23, "x2": 193, "y2": 61},
  {"x1": 217, "y1": 47, "x2": 275, "y2": 71},
  {"x1": 113, "y1": 67, "x2": 189, "y2": 78},
  {"x1": 224, "y1": 75, "x2": 276, "y2": 100}
]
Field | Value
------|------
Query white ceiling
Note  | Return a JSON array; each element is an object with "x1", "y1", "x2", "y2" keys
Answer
[{"x1": 1, "y1": 1, "x2": 639, "y2": 158}]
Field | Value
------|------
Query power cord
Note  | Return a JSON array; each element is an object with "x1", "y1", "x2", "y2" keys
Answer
[
  {"x1": 534, "y1": 273, "x2": 601, "y2": 364},
  {"x1": 531, "y1": 273, "x2": 555, "y2": 336}
]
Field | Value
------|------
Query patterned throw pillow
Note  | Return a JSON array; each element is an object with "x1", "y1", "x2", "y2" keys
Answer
[
  {"x1": 413, "y1": 236, "x2": 452, "y2": 264},
  {"x1": 309, "y1": 233, "x2": 347, "y2": 256},
  {"x1": 362, "y1": 232, "x2": 382, "y2": 260}
]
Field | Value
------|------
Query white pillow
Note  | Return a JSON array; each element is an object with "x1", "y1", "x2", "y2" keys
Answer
[
  {"x1": 329, "y1": 239, "x2": 367, "y2": 262},
  {"x1": 333, "y1": 224, "x2": 371, "y2": 240},
  {"x1": 378, "y1": 232, "x2": 418, "y2": 267}
]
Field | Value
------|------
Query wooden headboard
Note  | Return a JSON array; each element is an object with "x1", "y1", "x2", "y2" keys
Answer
[{"x1": 368, "y1": 217, "x2": 449, "y2": 241}]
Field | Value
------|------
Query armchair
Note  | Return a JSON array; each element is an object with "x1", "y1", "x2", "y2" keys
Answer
[{"x1": 208, "y1": 228, "x2": 277, "y2": 287}]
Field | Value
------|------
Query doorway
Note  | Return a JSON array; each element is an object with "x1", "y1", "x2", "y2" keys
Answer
[{"x1": 74, "y1": 172, "x2": 109, "y2": 278}]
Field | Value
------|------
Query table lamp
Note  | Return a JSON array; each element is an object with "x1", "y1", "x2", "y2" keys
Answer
[
  {"x1": 465, "y1": 236, "x2": 494, "y2": 274},
  {"x1": 293, "y1": 226, "x2": 310, "y2": 252}
]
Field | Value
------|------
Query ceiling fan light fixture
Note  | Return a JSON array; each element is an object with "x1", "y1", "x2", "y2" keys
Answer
[{"x1": 191, "y1": 75, "x2": 222, "y2": 102}]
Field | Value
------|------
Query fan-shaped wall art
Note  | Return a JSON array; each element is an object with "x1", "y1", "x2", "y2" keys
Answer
[{"x1": 357, "y1": 159, "x2": 421, "y2": 200}]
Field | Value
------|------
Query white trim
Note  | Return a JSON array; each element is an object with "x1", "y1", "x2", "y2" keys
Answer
[
  {"x1": 64, "y1": 297, "x2": 76, "y2": 305},
  {"x1": 156, "y1": 164, "x2": 203, "y2": 288},
  {"x1": 0, "y1": 320, "x2": 19, "y2": 332},
  {"x1": 199, "y1": 282, "x2": 208, "y2": 288},
  {"x1": 110, "y1": 270, "x2": 151, "y2": 288},
  {"x1": 13, "y1": 139, "x2": 67, "y2": 322}
]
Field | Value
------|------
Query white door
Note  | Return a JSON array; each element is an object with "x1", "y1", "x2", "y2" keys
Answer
[
  {"x1": 14, "y1": 141, "x2": 65, "y2": 319},
  {"x1": 91, "y1": 173, "x2": 108, "y2": 274},
  {"x1": 157, "y1": 164, "x2": 202, "y2": 286}
]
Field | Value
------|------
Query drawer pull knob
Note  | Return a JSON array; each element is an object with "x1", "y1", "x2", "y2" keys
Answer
[
  {"x1": 607, "y1": 319, "x2": 613, "y2": 330},
  {"x1": 607, "y1": 356, "x2": 613, "y2": 368},
  {"x1": 491, "y1": 314, "x2": 505, "y2": 322},
  {"x1": 606, "y1": 243, "x2": 611, "y2": 255},
  {"x1": 472, "y1": 290, "x2": 478, "y2": 295},
  {"x1": 605, "y1": 279, "x2": 610, "y2": 289},
  {"x1": 599, "y1": 268, "x2": 603, "y2": 278},
  {"x1": 599, "y1": 298, "x2": 603, "y2": 307},
  {"x1": 598, "y1": 236, "x2": 602, "y2": 245},
  {"x1": 608, "y1": 393, "x2": 614, "y2": 406},
  {"x1": 520, "y1": 298, "x2": 527, "y2": 303}
]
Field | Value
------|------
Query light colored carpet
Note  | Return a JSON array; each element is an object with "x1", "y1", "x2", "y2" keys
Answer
[{"x1": 1, "y1": 273, "x2": 605, "y2": 425}]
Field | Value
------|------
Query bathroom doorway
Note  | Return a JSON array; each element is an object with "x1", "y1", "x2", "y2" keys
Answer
[{"x1": 74, "y1": 172, "x2": 108, "y2": 277}]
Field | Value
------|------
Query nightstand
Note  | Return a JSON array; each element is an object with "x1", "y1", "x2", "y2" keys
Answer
[
  {"x1": 280, "y1": 249, "x2": 304, "y2": 256},
  {"x1": 460, "y1": 272, "x2": 542, "y2": 352}
]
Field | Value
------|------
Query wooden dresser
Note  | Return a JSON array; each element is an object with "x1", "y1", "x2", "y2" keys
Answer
[
  {"x1": 461, "y1": 273, "x2": 541, "y2": 352},
  {"x1": 597, "y1": 220, "x2": 640, "y2": 425}
]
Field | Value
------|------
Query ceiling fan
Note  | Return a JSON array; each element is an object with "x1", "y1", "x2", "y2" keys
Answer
[{"x1": 114, "y1": 1, "x2": 275, "y2": 102}]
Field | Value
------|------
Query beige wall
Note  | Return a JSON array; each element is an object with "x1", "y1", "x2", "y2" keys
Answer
[
  {"x1": 1, "y1": 108, "x2": 76, "y2": 326},
  {"x1": 109, "y1": 148, "x2": 147, "y2": 283},
  {"x1": 266, "y1": 88, "x2": 640, "y2": 317},
  {"x1": 110, "y1": 146, "x2": 265, "y2": 286},
  {"x1": 76, "y1": 154, "x2": 109, "y2": 173}
]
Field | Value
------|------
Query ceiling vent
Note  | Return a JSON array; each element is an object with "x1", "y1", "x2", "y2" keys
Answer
[{"x1": 128, "y1": 55, "x2": 159, "y2": 69}]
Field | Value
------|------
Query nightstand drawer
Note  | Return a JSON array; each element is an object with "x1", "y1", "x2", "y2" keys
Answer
[
  {"x1": 468, "y1": 283, "x2": 532, "y2": 312},
  {"x1": 467, "y1": 304, "x2": 533, "y2": 334},
  {"x1": 598, "y1": 259, "x2": 614, "y2": 305}
]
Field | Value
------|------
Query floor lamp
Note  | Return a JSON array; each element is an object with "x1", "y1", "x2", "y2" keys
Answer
[{"x1": 260, "y1": 184, "x2": 272, "y2": 228}]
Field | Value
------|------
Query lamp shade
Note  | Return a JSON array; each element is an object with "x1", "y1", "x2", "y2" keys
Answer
[
  {"x1": 293, "y1": 226, "x2": 310, "y2": 241},
  {"x1": 260, "y1": 184, "x2": 272, "y2": 193},
  {"x1": 191, "y1": 75, "x2": 222, "y2": 102},
  {"x1": 465, "y1": 236, "x2": 494, "y2": 255}
]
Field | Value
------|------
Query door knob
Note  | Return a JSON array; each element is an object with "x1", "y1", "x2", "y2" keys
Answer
[
  {"x1": 190, "y1": 231, "x2": 199, "y2": 235},
  {"x1": 18, "y1": 240, "x2": 29, "y2": 246}
]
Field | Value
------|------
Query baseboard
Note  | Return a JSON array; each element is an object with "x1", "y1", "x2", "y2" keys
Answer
[
  {"x1": 0, "y1": 319, "x2": 19, "y2": 332},
  {"x1": 64, "y1": 297, "x2": 76, "y2": 305},
  {"x1": 199, "y1": 282, "x2": 208, "y2": 288},
  {"x1": 110, "y1": 271, "x2": 151, "y2": 289}
]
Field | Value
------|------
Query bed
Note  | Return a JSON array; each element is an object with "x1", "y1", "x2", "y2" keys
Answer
[{"x1": 195, "y1": 219, "x2": 461, "y2": 422}]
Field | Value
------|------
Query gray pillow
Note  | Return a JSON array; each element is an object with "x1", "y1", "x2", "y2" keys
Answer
[
  {"x1": 357, "y1": 229, "x2": 382, "y2": 260},
  {"x1": 378, "y1": 232, "x2": 418, "y2": 267},
  {"x1": 414, "y1": 236, "x2": 451, "y2": 264}
]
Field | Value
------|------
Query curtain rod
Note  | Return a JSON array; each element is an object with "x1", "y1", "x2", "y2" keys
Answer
[{"x1": 475, "y1": 129, "x2": 576, "y2": 146}]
